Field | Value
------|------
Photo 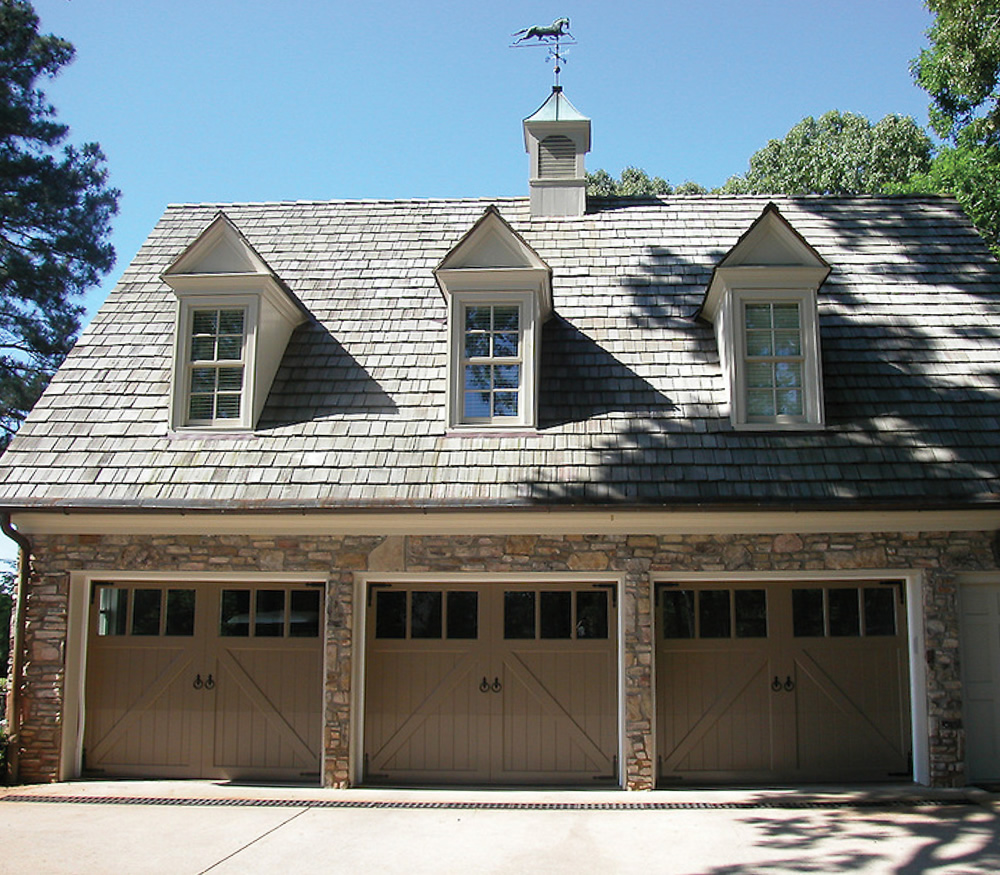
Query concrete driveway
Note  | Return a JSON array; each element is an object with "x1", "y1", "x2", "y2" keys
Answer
[{"x1": 2, "y1": 781, "x2": 999, "y2": 874}]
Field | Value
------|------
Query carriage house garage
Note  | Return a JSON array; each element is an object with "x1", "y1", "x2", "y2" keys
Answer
[{"x1": 3, "y1": 86, "x2": 1000, "y2": 790}]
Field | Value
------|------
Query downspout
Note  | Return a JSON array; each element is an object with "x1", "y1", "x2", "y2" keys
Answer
[{"x1": 1, "y1": 513, "x2": 30, "y2": 784}]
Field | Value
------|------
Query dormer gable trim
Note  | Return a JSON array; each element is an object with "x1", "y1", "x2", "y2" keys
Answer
[
  {"x1": 700, "y1": 203, "x2": 831, "y2": 322},
  {"x1": 435, "y1": 205, "x2": 553, "y2": 319}
]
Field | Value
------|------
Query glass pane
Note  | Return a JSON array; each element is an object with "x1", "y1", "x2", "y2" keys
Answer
[
  {"x1": 215, "y1": 394, "x2": 241, "y2": 419},
  {"x1": 540, "y1": 591, "x2": 572, "y2": 639},
  {"x1": 734, "y1": 589, "x2": 767, "y2": 638},
  {"x1": 576, "y1": 590, "x2": 609, "y2": 639},
  {"x1": 773, "y1": 331, "x2": 802, "y2": 357},
  {"x1": 290, "y1": 590, "x2": 321, "y2": 637},
  {"x1": 189, "y1": 394, "x2": 214, "y2": 420},
  {"x1": 97, "y1": 587, "x2": 128, "y2": 636},
  {"x1": 864, "y1": 588, "x2": 897, "y2": 636},
  {"x1": 793, "y1": 589, "x2": 825, "y2": 637},
  {"x1": 745, "y1": 332, "x2": 773, "y2": 357},
  {"x1": 192, "y1": 310, "x2": 217, "y2": 335},
  {"x1": 504, "y1": 590, "x2": 536, "y2": 639},
  {"x1": 493, "y1": 306, "x2": 519, "y2": 331},
  {"x1": 493, "y1": 333, "x2": 519, "y2": 357},
  {"x1": 493, "y1": 392, "x2": 518, "y2": 417},
  {"x1": 746, "y1": 361, "x2": 773, "y2": 388},
  {"x1": 465, "y1": 364, "x2": 491, "y2": 390},
  {"x1": 699, "y1": 590, "x2": 731, "y2": 638},
  {"x1": 747, "y1": 390, "x2": 775, "y2": 418},
  {"x1": 774, "y1": 361, "x2": 802, "y2": 388},
  {"x1": 216, "y1": 336, "x2": 242, "y2": 360},
  {"x1": 744, "y1": 303, "x2": 772, "y2": 330},
  {"x1": 446, "y1": 591, "x2": 478, "y2": 639},
  {"x1": 464, "y1": 391, "x2": 490, "y2": 418},
  {"x1": 772, "y1": 303, "x2": 800, "y2": 329},
  {"x1": 131, "y1": 588, "x2": 162, "y2": 636},
  {"x1": 190, "y1": 368, "x2": 216, "y2": 393},
  {"x1": 494, "y1": 364, "x2": 520, "y2": 389},
  {"x1": 217, "y1": 367, "x2": 244, "y2": 391},
  {"x1": 191, "y1": 336, "x2": 215, "y2": 361},
  {"x1": 776, "y1": 389, "x2": 803, "y2": 416},
  {"x1": 218, "y1": 309, "x2": 245, "y2": 334},
  {"x1": 220, "y1": 589, "x2": 250, "y2": 637},
  {"x1": 465, "y1": 306, "x2": 491, "y2": 331},
  {"x1": 411, "y1": 591, "x2": 443, "y2": 639},
  {"x1": 465, "y1": 333, "x2": 490, "y2": 358},
  {"x1": 255, "y1": 590, "x2": 286, "y2": 637},
  {"x1": 375, "y1": 590, "x2": 406, "y2": 639},
  {"x1": 165, "y1": 589, "x2": 196, "y2": 636},
  {"x1": 829, "y1": 588, "x2": 861, "y2": 637},
  {"x1": 662, "y1": 590, "x2": 695, "y2": 639}
]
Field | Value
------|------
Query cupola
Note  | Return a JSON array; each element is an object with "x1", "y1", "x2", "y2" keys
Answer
[{"x1": 523, "y1": 86, "x2": 591, "y2": 218}]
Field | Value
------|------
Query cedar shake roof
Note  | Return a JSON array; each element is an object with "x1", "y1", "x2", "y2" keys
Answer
[{"x1": 1, "y1": 194, "x2": 998, "y2": 510}]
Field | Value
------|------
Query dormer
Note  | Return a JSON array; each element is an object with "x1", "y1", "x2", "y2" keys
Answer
[
  {"x1": 700, "y1": 203, "x2": 831, "y2": 430},
  {"x1": 435, "y1": 205, "x2": 552, "y2": 430},
  {"x1": 523, "y1": 86, "x2": 592, "y2": 218},
  {"x1": 161, "y1": 212, "x2": 309, "y2": 431}
]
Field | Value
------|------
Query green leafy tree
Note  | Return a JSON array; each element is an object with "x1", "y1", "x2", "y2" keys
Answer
[
  {"x1": 586, "y1": 166, "x2": 707, "y2": 197},
  {"x1": 912, "y1": 0, "x2": 1000, "y2": 147},
  {"x1": 718, "y1": 111, "x2": 933, "y2": 195},
  {"x1": 0, "y1": 0, "x2": 119, "y2": 448}
]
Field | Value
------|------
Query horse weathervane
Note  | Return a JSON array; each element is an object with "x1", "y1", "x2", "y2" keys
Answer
[{"x1": 511, "y1": 18, "x2": 577, "y2": 88}]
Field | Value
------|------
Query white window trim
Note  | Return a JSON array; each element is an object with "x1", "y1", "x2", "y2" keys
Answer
[
  {"x1": 447, "y1": 290, "x2": 540, "y2": 430},
  {"x1": 170, "y1": 294, "x2": 260, "y2": 431},
  {"x1": 730, "y1": 287, "x2": 824, "y2": 430}
]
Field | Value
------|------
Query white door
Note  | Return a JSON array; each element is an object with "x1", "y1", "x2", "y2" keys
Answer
[
  {"x1": 657, "y1": 581, "x2": 911, "y2": 783},
  {"x1": 364, "y1": 581, "x2": 618, "y2": 785},
  {"x1": 959, "y1": 584, "x2": 1000, "y2": 782},
  {"x1": 84, "y1": 582, "x2": 324, "y2": 781}
]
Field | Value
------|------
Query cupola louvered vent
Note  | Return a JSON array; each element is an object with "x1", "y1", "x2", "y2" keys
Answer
[{"x1": 538, "y1": 135, "x2": 577, "y2": 179}]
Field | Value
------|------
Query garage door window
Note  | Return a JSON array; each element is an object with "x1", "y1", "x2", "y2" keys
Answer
[
  {"x1": 503, "y1": 589, "x2": 609, "y2": 640},
  {"x1": 792, "y1": 586, "x2": 897, "y2": 637},
  {"x1": 96, "y1": 586, "x2": 196, "y2": 637},
  {"x1": 662, "y1": 588, "x2": 767, "y2": 639},
  {"x1": 220, "y1": 588, "x2": 321, "y2": 638},
  {"x1": 374, "y1": 589, "x2": 479, "y2": 640}
]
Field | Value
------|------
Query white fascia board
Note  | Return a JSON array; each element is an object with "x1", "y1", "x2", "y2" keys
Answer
[
  {"x1": 12, "y1": 508, "x2": 1000, "y2": 537},
  {"x1": 436, "y1": 268, "x2": 552, "y2": 319},
  {"x1": 162, "y1": 273, "x2": 307, "y2": 327},
  {"x1": 703, "y1": 265, "x2": 830, "y2": 322}
]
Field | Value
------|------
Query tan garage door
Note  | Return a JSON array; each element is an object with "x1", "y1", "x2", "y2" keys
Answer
[
  {"x1": 656, "y1": 581, "x2": 911, "y2": 784},
  {"x1": 84, "y1": 581, "x2": 323, "y2": 781},
  {"x1": 364, "y1": 581, "x2": 618, "y2": 785},
  {"x1": 959, "y1": 583, "x2": 1000, "y2": 782}
]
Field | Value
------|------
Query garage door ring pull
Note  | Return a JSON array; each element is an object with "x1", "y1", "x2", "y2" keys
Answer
[
  {"x1": 771, "y1": 676, "x2": 781, "y2": 692},
  {"x1": 491, "y1": 677, "x2": 502, "y2": 693},
  {"x1": 480, "y1": 677, "x2": 490, "y2": 693},
  {"x1": 784, "y1": 676, "x2": 795, "y2": 692},
  {"x1": 205, "y1": 674, "x2": 215, "y2": 690},
  {"x1": 193, "y1": 674, "x2": 203, "y2": 690}
]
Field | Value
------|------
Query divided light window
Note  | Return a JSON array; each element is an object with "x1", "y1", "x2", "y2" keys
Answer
[
  {"x1": 462, "y1": 302, "x2": 522, "y2": 421},
  {"x1": 187, "y1": 307, "x2": 246, "y2": 423},
  {"x1": 743, "y1": 300, "x2": 804, "y2": 420}
]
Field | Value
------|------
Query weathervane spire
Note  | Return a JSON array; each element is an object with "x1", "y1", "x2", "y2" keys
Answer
[{"x1": 511, "y1": 18, "x2": 577, "y2": 88}]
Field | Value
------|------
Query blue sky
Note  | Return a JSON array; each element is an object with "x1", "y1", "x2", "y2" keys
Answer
[{"x1": 0, "y1": 1, "x2": 934, "y2": 562}]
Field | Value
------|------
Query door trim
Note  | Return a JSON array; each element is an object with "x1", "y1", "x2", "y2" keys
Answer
[
  {"x1": 353, "y1": 572, "x2": 626, "y2": 788},
  {"x1": 65, "y1": 570, "x2": 328, "y2": 782},
  {"x1": 650, "y1": 569, "x2": 928, "y2": 786}
]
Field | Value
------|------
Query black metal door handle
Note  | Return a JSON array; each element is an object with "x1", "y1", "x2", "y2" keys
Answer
[
  {"x1": 491, "y1": 677, "x2": 502, "y2": 693},
  {"x1": 772, "y1": 676, "x2": 782, "y2": 692},
  {"x1": 784, "y1": 676, "x2": 795, "y2": 692},
  {"x1": 480, "y1": 676, "x2": 490, "y2": 693},
  {"x1": 205, "y1": 673, "x2": 215, "y2": 690},
  {"x1": 193, "y1": 674, "x2": 203, "y2": 689}
]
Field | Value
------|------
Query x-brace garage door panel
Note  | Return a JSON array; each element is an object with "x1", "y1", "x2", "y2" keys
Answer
[
  {"x1": 656, "y1": 582, "x2": 910, "y2": 784},
  {"x1": 84, "y1": 582, "x2": 323, "y2": 781},
  {"x1": 364, "y1": 582, "x2": 618, "y2": 785}
]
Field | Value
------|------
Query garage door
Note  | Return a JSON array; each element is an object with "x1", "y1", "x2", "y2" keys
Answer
[
  {"x1": 656, "y1": 581, "x2": 910, "y2": 784},
  {"x1": 84, "y1": 581, "x2": 323, "y2": 781},
  {"x1": 959, "y1": 583, "x2": 1000, "y2": 782},
  {"x1": 363, "y1": 581, "x2": 618, "y2": 785}
]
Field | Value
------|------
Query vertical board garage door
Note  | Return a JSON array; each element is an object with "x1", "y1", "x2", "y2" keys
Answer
[
  {"x1": 84, "y1": 581, "x2": 324, "y2": 781},
  {"x1": 364, "y1": 581, "x2": 618, "y2": 785},
  {"x1": 656, "y1": 581, "x2": 911, "y2": 784},
  {"x1": 959, "y1": 584, "x2": 1000, "y2": 782}
]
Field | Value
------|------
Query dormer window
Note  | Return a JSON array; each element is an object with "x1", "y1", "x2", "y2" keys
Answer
[
  {"x1": 435, "y1": 206, "x2": 553, "y2": 430},
  {"x1": 162, "y1": 212, "x2": 308, "y2": 431},
  {"x1": 187, "y1": 306, "x2": 248, "y2": 423},
  {"x1": 701, "y1": 204, "x2": 830, "y2": 430}
]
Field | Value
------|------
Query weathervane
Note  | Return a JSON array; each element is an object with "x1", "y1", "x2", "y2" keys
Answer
[{"x1": 511, "y1": 18, "x2": 577, "y2": 88}]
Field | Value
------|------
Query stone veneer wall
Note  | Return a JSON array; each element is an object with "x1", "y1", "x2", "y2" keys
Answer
[{"x1": 12, "y1": 528, "x2": 997, "y2": 787}]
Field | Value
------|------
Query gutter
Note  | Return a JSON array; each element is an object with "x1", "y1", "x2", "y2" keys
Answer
[{"x1": 1, "y1": 512, "x2": 30, "y2": 784}]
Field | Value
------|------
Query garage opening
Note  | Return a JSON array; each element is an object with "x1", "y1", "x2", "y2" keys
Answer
[
  {"x1": 363, "y1": 580, "x2": 619, "y2": 786},
  {"x1": 83, "y1": 581, "x2": 324, "y2": 782},
  {"x1": 656, "y1": 580, "x2": 911, "y2": 784}
]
